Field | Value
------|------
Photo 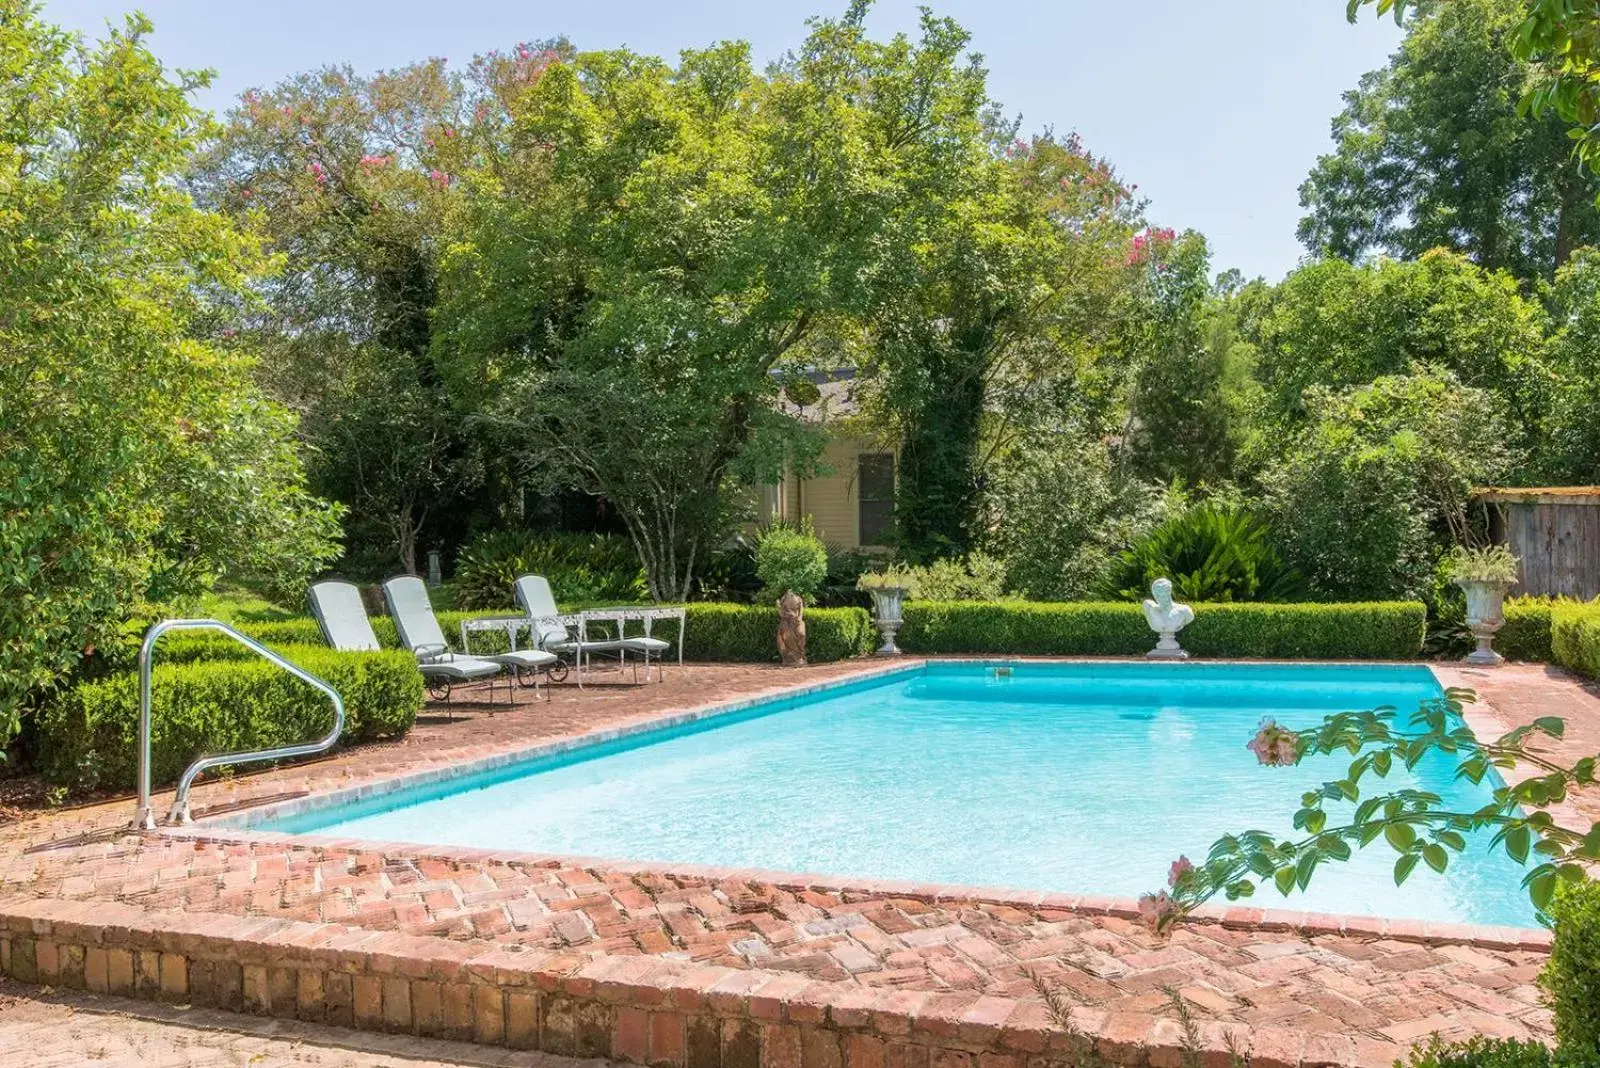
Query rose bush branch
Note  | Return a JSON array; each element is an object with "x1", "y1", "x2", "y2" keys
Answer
[{"x1": 1146, "y1": 688, "x2": 1600, "y2": 930}]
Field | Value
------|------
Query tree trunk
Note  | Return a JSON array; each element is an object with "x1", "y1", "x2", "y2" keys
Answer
[{"x1": 894, "y1": 352, "x2": 986, "y2": 561}]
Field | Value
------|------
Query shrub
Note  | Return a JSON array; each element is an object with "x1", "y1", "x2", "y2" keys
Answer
[
  {"x1": 1262, "y1": 371, "x2": 1514, "y2": 601},
  {"x1": 1441, "y1": 544, "x2": 1521, "y2": 585},
  {"x1": 755, "y1": 524, "x2": 829, "y2": 601},
  {"x1": 900, "y1": 602, "x2": 1150, "y2": 656},
  {"x1": 1553, "y1": 601, "x2": 1600, "y2": 681},
  {"x1": 1543, "y1": 879, "x2": 1600, "y2": 1061},
  {"x1": 649, "y1": 604, "x2": 874, "y2": 663},
  {"x1": 1182, "y1": 602, "x2": 1426, "y2": 659},
  {"x1": 899, "y1": 600, "x2": 1425, "y2": 659},
  {"x1": 1104, "y1": 503, "x2": 1307, "y2": 603},
  {"x1": 878, "y1": 553, "x2": 1009, "y2": 601},
  {"x1": 36, "y1": 646, "x2": 423, "y2": 791},
  {"x1": 1401, "y1": 1036, "x2": 1553, "y2": 1068},
  {"x1": 1498, "y1": 599, "x2": 1554, "y2": 662},
  {"x1": 453, "y1": 531, "x2": 646, "y2": 610}
]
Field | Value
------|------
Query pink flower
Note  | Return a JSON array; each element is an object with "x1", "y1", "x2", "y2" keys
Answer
[
  {"x1": 429, "y1": 169, "x2": 451, "y2": 188},
  {"x1": 1247, "y1": 719, "x2": 1300, "y2": 767},
  {"x1": 1168, "y1": 856, "x2": 1194, "y2": 888},
  {"x1": 1137, "y1": 891, "x2": 1177, "y2": 931}
]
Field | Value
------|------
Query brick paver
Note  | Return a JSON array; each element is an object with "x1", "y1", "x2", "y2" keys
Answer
[
  {"x1": 2, "y1": 659, "x2": 1594, "y2": 1063},
  {"x1": 0, "y1": 978, "x2": 615, "y2": 1066}
]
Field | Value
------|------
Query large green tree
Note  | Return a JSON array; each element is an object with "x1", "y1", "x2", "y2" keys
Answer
[
  {"x1": 870, "y1": 127, "x2": 1144, "y2": 560},
  {"x1": 0, "y1": 3, "x2": 339, "y2": 744},
  {"x1": 190, "y1": 48, "x2": 571, "y2": 574},
  {"x1": 1263, "y1": 370, "x2": 1517, "y2": 601},
  {"x1": 1245, "y1": 251, "x2": 1549, "y2": 448},
  {"x1": 1305, "y1": 0, "x2": 1600, "y2": 281},
  {"x1": 433, "y1": 32, "x2": 882, "y2": 599}
]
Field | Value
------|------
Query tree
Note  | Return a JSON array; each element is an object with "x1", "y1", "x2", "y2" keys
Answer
[
  {"x1": 0, "y1": 3, "x2": 339, "y2": 744},
  {"x1": 1539, "y1": 248, "x2": 1600, "y2": 484},
  {"x1": 1306, "y1": 0, "x2": 1600, "y2": 280},
  {"x1": 1246, "y1": 251, "x2": 1549, "y2": 447},
  {"x1": 433, "y1": 34, "x2": 878, "y2": 600},
  {"x1": 1122, "y1": 230, "x2": 1255, "y2": 486},
  {"x1": 870, "y1": 127, "x2": 1144, "y2": 561},
  {"x1": 188, "y1": 50, "x2": 571, "y2": 572},
  {"x1": 1262, "y1": 371, "x2": 1517, "y2": 601}
]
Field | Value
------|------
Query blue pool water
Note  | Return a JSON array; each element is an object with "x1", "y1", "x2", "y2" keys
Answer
[{"x1": 266, "y1": 662, "x2": 1537, "y2": 927}]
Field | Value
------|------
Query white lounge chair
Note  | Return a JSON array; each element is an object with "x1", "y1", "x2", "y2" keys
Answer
[
  {"x1": 311, "y1": 578, "x2": 506, "y2": 716},
  {"x1": 380, "y1": 575, "x2": 563, "y2": 709},
  {"x1": 513, "y1": 574, "x2": 666, "y2": 686}
]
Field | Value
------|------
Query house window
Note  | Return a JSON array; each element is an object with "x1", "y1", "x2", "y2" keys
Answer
[{"x1": 858, "y1": 453, "x2": 895, "y2": 546}]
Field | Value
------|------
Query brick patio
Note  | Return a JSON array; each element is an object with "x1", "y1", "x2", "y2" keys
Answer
[{"x1": 2, "y1": 659, "x2": 1595, "y2": 1066}]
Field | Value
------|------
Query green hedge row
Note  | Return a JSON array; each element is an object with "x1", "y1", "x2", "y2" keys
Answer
[
  {"x1": 1497, "y1": 599, "x2": 1555, "y2": 663},
  {"x1": 1489, "y1": 598, "x2": 1600, "y2": 679},
  {"x1": 666, "y1": 604, "x2": 876, "y2": 663},
  {"x1": 1545, "y1": 879, "x2": 1600, "y2": 1061},
  {"x1": 898, "y1": 600, "x2": 1428, "y2": 659},
  {"x1": 1552, "y1": 602, "x2": 1600, "y2": 681},
  {"x1": 37, "y1": 647, "x2": 423, "y2": 791},
  {"x1": 209, "y1": 604, "x2": 877, "y2": 665}
]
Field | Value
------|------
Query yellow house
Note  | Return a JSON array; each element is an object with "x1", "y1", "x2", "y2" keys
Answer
[{"x1": 758, "y1": 373, "x2": 896, "y2": 551}]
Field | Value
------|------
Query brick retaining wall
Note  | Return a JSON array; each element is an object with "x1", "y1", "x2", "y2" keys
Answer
[{"x1": 0, "y1": 896, "x2": 1398, "y2": 1068}]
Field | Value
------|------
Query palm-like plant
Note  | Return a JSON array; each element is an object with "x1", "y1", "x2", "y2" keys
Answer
[{"x1": 1103, "y1": 503, "x2": 1308, "y2": 603}]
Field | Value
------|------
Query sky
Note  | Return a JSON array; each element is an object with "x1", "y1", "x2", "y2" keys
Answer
[{"x1": 42, "y1": 0, "x2": 1404, "y2": 281}]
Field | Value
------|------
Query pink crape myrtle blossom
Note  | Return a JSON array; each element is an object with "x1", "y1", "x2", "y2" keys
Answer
[
  {"x1": 1137, "y1": 891, "x2": 1177, "y2": 931},
  {"x1": 1247, "y1": 718, "x2": 1301, "y2": 767},
  {"x1": 1168, "y1": 855, "x2": 1194, "y2": 888}
]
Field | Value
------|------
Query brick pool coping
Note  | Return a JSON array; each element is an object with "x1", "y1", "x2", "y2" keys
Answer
[
  {"x1": 180, "y1": 656, "x2": 1551, "y2": 955},
  {"x1": 0, "y1": 657, "x2": 1567, "y2": 1067}
]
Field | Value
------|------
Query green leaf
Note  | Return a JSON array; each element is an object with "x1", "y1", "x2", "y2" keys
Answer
[
  {"x1": 1527, "y1": 868, "x2": 1557, "y2": 911},
  {"x1": 1422, "y1": 844, "x2": 1448, "y2": 874},
  {"x1": 1384, "y1": 823, "x2": 1416, "y2": 852},
  {"x1": 1394, "y1": 853, "x2": 1419, "y2": 886},
  {"x1": 1506, "y1": 824, "x2": 1531, "y2": 865},
  {"x1": 1274, "y1": 866, "x2": 1297, "y2": 897},
  {"x1": 1533, "y1": 717, "x2": 1565, "y2": 739}
]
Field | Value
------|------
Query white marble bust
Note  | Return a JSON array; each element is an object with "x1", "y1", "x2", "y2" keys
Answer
[{"x1": 1142, "y1": 577, "x2": 1194, "y2": 660}]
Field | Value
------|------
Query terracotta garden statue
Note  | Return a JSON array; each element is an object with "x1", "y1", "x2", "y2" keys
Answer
[
  {"x1": 777, "y1": 590, "x2": 807, "y2": 667},
  {"x1": 755, "y1": 523, "x2": 828, "y2": 668},
  {"x1": 1142, "y1": 577, "x2": 1194, "y2": 660}
]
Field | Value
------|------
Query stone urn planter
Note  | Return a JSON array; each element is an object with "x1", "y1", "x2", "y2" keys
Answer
[
  {"x1": 865, "y1": 586, "x2": 909, "y2": 656},
  {"x1": 1457, "y1": 578, "x2": 1513, "y2": 666}
]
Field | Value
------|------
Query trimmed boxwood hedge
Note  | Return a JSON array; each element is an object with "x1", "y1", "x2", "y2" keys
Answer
[
  {"x1": 37, "y1": 646, "x2": 423, "y2": 791},
  {"x1": 1544, "y1": 879, "x2": 1600, "y2": 1059},
  {"x1": 1488, "y1": 598, "x2": 1600, "y2": 678},
  {"x1": 1498, "y1": 599, "x2": 1555, "y2": 663},
  {"x1": 212, "y1": 604, "x2": 876, "y2": 665},
  {"x1": 1552, "y1": 601, "x2": 1600, "y2": 681},
  {"x1": 898, "y1": 600, "x2": 1428, "y2": 659},
  {"x1": 669, "y1": 604, "x2": 876, "y2": 663}
]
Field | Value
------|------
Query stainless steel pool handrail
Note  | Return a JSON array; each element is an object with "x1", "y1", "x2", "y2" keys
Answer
[{"x1": 132, "y1": 619, "x2": 346, "y2": 829}]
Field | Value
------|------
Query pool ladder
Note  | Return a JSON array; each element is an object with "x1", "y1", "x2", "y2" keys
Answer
[{"x1": 131, "y1": 619, "x2": 345, "y2": 829}]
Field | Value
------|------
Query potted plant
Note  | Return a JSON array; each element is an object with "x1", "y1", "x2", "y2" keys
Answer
[
  {"x1": 754, "y1": 524, "x2": 829, "y2": 667},
  {"x1": 1443, "y1": 545, "x2": 1520, "y2": 666},
  {"x1": 857, "y1": 567, "x2": 913, "y2": 656}
]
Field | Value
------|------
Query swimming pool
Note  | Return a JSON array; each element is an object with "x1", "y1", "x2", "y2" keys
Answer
[{"x1": 259, "y1": 661, "x2": 1537, "y2": 927}]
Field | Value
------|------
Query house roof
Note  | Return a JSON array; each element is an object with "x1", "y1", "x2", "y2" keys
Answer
[{"x1": 776, "y1": 368, "x2": 863, "y2": 421}]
